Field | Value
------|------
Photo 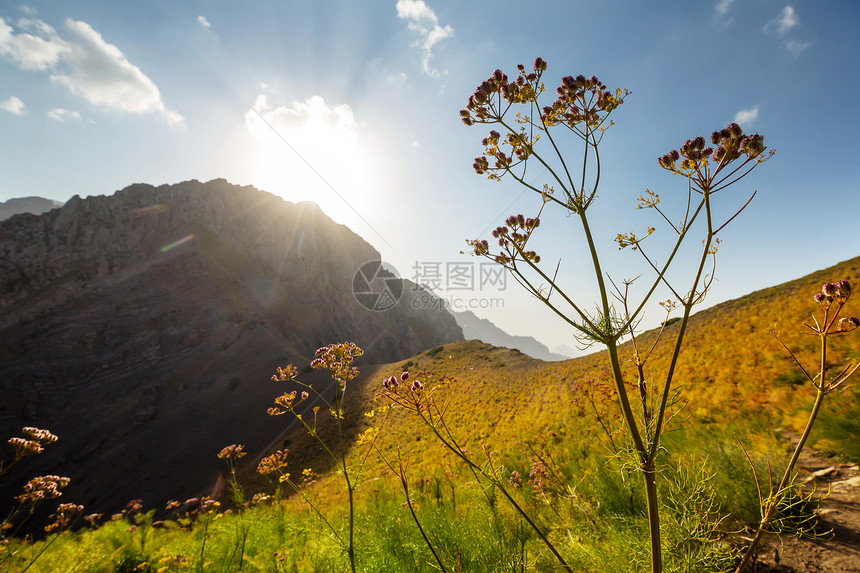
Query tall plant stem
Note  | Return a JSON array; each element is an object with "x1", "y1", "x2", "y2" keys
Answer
[
  {"x1": 735, "y1": 335, "x2": 829, "y2": 573},
  {"x1": 580, "y1": 204, "x2": 664, "y2": 572}
]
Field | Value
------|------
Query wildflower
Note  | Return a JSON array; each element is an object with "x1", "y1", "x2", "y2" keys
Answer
[
  {"x1": 838, "y1": 317, "x2": 860, "y2": 332},
  {"x1": 22, "y1": 427, "x2": 58, "y2": 445},
  {"x1": 44, "y1": 503, "x2": 83, "y2": 533},
  {"x1": 258, "y1": 450, "x2": 289, "y2": 475},
  {"x1": 411, "y1": 379, "x2": 423, "y2": 393},
  {"x1": 311, "y1": 343, "x2": 364, "y2": 384},
  {"x1": 217, "y1": 444, "x2": 246, "y2": 461},
  {"x1": 272, "y1": 364, "x2": 298, "y2": 382},
  {"x1": 125, "y1": 499, "x2": 143, "y2": 513},
  {"x1": 15, "y1": 475, "x2": 70, "y2": 502},
  {"x1": 7, "y1": 437, "x2": 44, "y2": 457}
]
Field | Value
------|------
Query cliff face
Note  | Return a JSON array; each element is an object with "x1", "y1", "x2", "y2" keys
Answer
[{"x1": 0, "y1": 179, "x2": 462, "y2": 516}]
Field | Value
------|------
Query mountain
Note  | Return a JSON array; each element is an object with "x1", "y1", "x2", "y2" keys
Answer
[
  {"x1": 451, "y1": 309, "x2": 572, "y2": 361},
  {"x1": 551, "y1": 344, "x2": 578, "y2": 358},
  {"x1": 0, "y1": 196, "x2": 64, "y2": 221},
  {"x1": 0, "y1": 179, "x2": 462, "y2": 518}
]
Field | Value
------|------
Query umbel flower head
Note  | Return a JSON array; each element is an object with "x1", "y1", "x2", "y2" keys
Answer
[
  {"x1": 462, "y1": 58, "x2": 628, "y2": 185},
  {"x1": 658, "y1": 122, "x2": 769, "y2": 187},
  {"x1": 6, "y1": 427, "x2": 58, "y2": 458},
  {"x1": 217, "y1": 444, "x2": 247, "y2": 461},
  {"x1": 310, "y1": 342, "x2": 364, "y2": 386},
  {"x1": 257, "y1": 449, "x2": 289, "y2": 475},
  {"x1": 16, "y1": 475, "x2": 70, "y2": 503}
]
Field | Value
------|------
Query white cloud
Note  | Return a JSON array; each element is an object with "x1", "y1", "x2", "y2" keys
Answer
[
  {"x1": 0, "y1": 96, "x2": 26, "y2": 115},
  {"x1": 46, "y1": 108, "x2": 81, "y2": 121},
  {"x1": 766, "y1": 6, "x2": 799, "y2": 34},
  {"x1": 784, "y1": 40, "x2": 812, "y2": 57},
  {"x1": 714, "y1": 0, "x2": 736, "y2": 15},
  {"x1": 396, "y1": 0, "x2": 453, "y2": 78},
  {"x1": 734, "y1": 106, "x2": 759, "y2": 127},
  {"x1": 197, "y1": 15, "x2": 211, "y2": 29},
  {"x1": 0, "y1": 16, "x2": 182, "y2": 125},
  {"x1": 245, "y1": 94, "x2": 357, "y2": 143},
  {"x1": 0, "y1": 16, "x2": 68, "y2": 70}
]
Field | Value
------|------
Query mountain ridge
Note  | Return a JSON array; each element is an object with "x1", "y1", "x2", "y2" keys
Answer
[{"x1": 0, "y1": 179, "x2": 462, "y2": 518}]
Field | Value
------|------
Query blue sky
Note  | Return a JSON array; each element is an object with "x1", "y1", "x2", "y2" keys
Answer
[{"x1": 1, "y1": 1, "x2": 858, "y2": 355}]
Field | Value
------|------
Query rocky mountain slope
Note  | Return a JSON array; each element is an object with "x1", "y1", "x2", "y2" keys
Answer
[{"x1": 0, "y1": 179, "x2": 462, "y2": 518}]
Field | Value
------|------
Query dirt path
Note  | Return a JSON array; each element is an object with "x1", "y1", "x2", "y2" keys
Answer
[{"x1": 753, "y1": 443, "x2": 860, "y2": 572}]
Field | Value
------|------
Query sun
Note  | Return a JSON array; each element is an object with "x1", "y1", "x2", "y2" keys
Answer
[{"x1": 243, "y1": 94, "x2": 380, "y2": 230}]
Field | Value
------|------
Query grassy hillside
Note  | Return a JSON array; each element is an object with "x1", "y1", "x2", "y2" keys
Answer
[{"x1": 3, "y1": 256, "x2": 859, "y2": 572}]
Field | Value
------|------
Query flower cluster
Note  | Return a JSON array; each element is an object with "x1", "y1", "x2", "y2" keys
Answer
[
  {"x1": 268, "y1": 389, "x2": 310, "y2": 416},
  {"x1": 460, "y1": 57, "x2": 547, "y2": 126},
  {"x1": 257, "y1": 449, "x2": 289, "y2": 476},
  {"x1": 217, "y1": 444, "x2": 247, "y2": 461},
  {"x1": 44, "y1": 502, "x2": 83, "y2": 533},
  {"x1": 310, "y1": 342, "x2": 364, "y2": 387},
  {"x1": 463, "y1": 58, "x2": 626, "y2": 185},
  {"x1": 272, "y1": 364, "x2": 298, "y2": 382},
  {"x1": 472, "y1": 129, "x2": 534, "y2": 175},
  {"x1": 469, "y1": 214, "x2": 542, "y2": 267},
  {"x1": 658, "y1": 122, "x2": 766, "y2": 174},
  {"x1": 15, "y1": 475, "x2": 70, "y2": 503},
  {"x1": 815, "y1": 279, "x2": 852, "y2": 308},
  {"x1": 380, "y1": 370, "x2": 452, "y2": 414},
  {"x1": 542, "y1": 73, "x2": 626, "y2": 129},
  {"x1": 808, "y1": 280, "x2": 859, "y2": 334},
  {"x1": 6, "y1": 427, "x2": 58, "y2": 459}
]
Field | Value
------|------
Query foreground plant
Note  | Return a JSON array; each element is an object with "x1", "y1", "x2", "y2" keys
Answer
[
  {"x1": 459, "y1": 57, "x2": 772, "y2": 572},
  {"x1": 735, "y1": 280, "x2": 859, "y2": 572},
  {"x1": 266, "y1": 342, "x2": 381, "y2": 573},
  {"x1": 379, "y1": 370, "x2": 572, "y2": 571},
  {"x1": 1, "y1": 428, "x2": 83, "y2": 573}
]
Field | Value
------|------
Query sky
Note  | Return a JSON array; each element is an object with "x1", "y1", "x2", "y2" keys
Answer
[{"x1": 1, "y1": 0, "x2": 859, "y2": 356}]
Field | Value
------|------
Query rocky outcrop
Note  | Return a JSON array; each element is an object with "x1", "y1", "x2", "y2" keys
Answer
[{"x1": 0, "y1": 179, "x2": 462, "y2": 519}]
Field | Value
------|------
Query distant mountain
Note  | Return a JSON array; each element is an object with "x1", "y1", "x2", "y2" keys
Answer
[
  {"x1": 0, "y1": 196, "x2": 63, "y2": 221},
  {"x1": 551, "y1": 344, "x2": 578, "y2": 359},
  {"x1": 450, "y1": 309, "x2": 571, "y2": 361},
  {"x1": 0, "y1": 179, "x2": 462, "y2": 519}
]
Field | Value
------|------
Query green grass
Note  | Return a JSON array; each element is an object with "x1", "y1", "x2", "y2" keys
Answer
[{"x1": 3, "y1": 420, "x2": 786, "y2": 573}]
